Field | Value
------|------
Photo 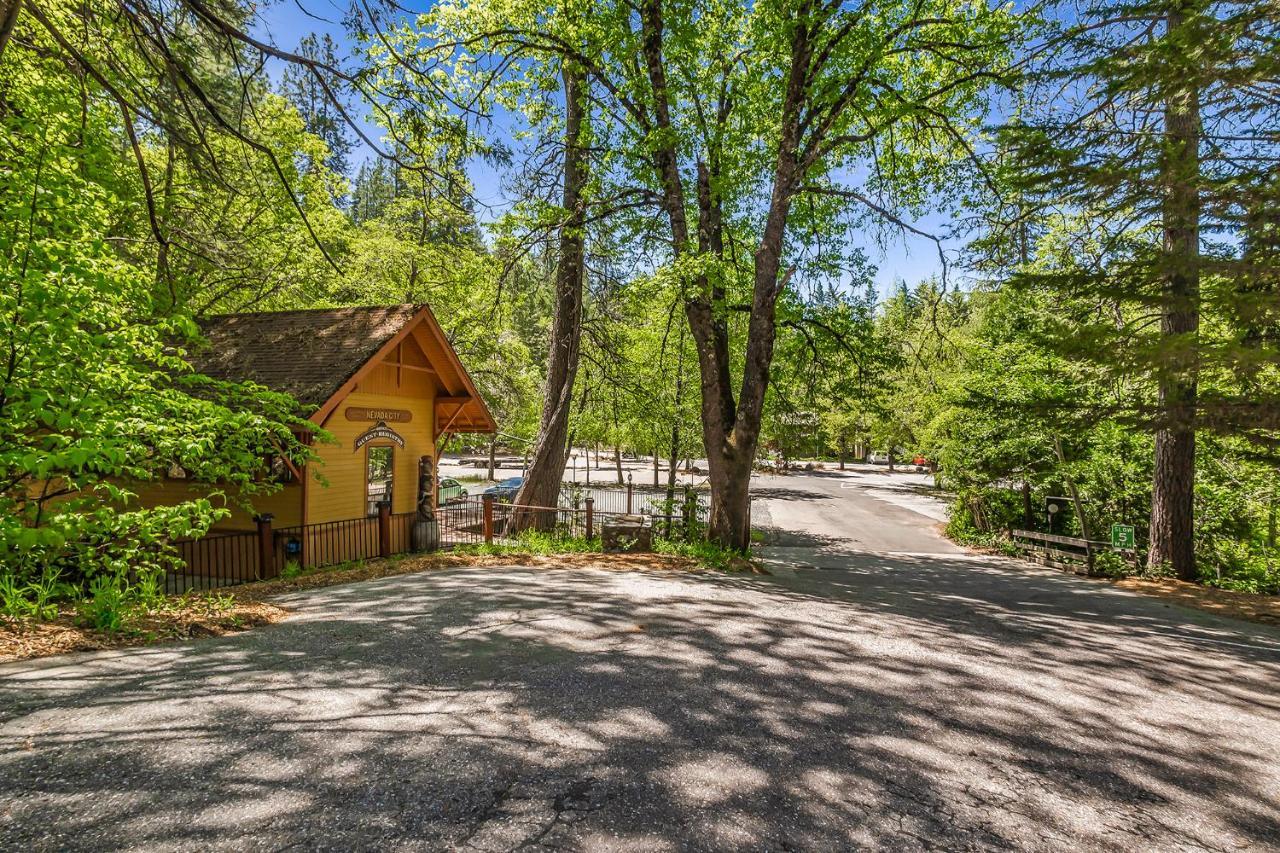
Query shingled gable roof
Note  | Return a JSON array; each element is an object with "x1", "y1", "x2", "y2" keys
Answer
[{"x1": 191, "y1": 305, "x2": 495, "y2": 432}]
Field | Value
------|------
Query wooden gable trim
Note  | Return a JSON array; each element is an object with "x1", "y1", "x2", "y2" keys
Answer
[
  {"x1": 417, "y1": 307, "x2": 497, "y2": 433},
  {"x1": 310, "y1": 305, "x2": 496, "y2": 434},
  {"x1": 311, "y1": 307, "x2": 437, "y2": 428},
  {"x1": 434, "y1": 400, "x2": 467, "y2": 442}
]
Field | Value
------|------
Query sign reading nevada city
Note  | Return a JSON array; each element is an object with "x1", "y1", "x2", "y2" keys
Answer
[
  {"x1": 353, "y1": 422, "x2": 406, "y2": 451},
  {"x1": 345, "y1": 406, "x2": 412, "y2": 423}
]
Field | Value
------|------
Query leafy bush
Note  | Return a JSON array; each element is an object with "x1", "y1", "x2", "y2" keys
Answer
[
  {"x1": 455, "y1": 531, "x2": 600, "y2": 557},
  {"x1": 80, "y1": 575, "x2": 129, "y2": 633},
  {"x1": 1091, "y1": 549, "x2": 1130, "y2": 579},
  {"x1": 0, "y1": 567, "x2": 72, "y2": 624},
  {"x1": 654, "y1": 538, "x2": 752, "y2": 571},
  {"x1": 0, "y1": 53, "x2": 318, "y2": 592}
]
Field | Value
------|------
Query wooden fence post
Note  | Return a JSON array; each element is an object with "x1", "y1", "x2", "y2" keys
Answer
[
  {"x1": 377, "y1": 501, "x2": 391, "y2": 558},
  {"x1": 626, "y1": 475, "x2": 633, "y2": 514},
  {"x1": 585, "y1": 497, "x2": 594, "y2": 540},
  {"x1": 482, "y1": 494, "x2": 495, "y2": 544},
  {"x1": 255, "y1": 514, "x2": 276, "y2": 580},
  {"x1": 682, "y1": 486, "x2": 695, "y2": 541}
]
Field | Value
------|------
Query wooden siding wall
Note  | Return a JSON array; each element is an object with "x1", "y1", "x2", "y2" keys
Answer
[
  {"x1": 127, "y1": 479, "x2": 303, "y2": 532},
  {"x1": 116, "y1": 332, "x2": 445, "y2": 530},
  {"x1": 307, "y1": 378, "x2": 437, "y2": 524}
]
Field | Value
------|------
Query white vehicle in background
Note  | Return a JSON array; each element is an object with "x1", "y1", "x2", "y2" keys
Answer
[{"x1": 869, "y1": 451, "x2": 891, "y2": 464}]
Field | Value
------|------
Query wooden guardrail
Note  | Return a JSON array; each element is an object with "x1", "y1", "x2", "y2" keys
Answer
[{"x1": 1010, "y1": 529, "x2": 1111, "y2": 577}]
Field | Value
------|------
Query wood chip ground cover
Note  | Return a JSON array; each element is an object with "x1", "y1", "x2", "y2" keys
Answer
[{"x1": 0, "y1": 551, "x2": 704, "y2": 664}]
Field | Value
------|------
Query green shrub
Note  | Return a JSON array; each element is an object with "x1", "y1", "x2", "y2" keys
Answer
[
  {"x1": 454, "y1": 531, "x2": 600, "y2": 557},
  {"x1": 132, "y1": 569, "x2": 166, "y2": 609},
  {"x1": 0, "y1": 573, "x2": 36, "y2": 623},
  {"x1": 27, "y1": 568, "x2": 69, "y2": 620},
  {"x1": 81, "y1": 575, "x2": 128, "y2": 632},
  {"x1": 654, "y1": 538, "x2": 749, "y2": 571},
  {"x1": 1092, "y1": 549, "x2": 1130, "y2": 579},
  {"x1": 0, "y1": 567, "x2": 72, "y2": 624}
]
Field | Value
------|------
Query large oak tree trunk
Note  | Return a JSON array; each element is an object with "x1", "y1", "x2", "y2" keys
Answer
[
  {"x1": 514, "y1": 60, "x2": 587, "y2": 528},
  {"x1": 640, "y1": 0, "x2": 806, "y2": 550},
  {"x1": 1148, "y1": 7, "x2": 1200, "y2": 581}
]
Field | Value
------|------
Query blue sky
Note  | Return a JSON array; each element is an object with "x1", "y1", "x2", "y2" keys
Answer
[{"x1": 255, "y1": 1, "x2": 957, "y2": 298}]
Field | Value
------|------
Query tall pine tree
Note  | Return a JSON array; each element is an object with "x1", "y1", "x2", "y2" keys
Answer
[{"x1": 994, "y1": 0, "x2": 1280, "y2": 579}]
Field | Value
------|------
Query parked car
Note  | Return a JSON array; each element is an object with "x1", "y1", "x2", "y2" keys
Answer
[
  {"x1": 869, "y1": 451, "x2": 891, "y2": 464},
  {"x1": 483, "y1": 476, "x2": 524, "y2": 502},
  {"x1": 437, "y1": 477, "x2": 468, "y2": 504}
]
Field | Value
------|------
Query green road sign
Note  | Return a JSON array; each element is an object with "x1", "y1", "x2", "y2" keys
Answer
[{"x1": 1111, "y1": 523, "x2": 1135, "y2": 550}]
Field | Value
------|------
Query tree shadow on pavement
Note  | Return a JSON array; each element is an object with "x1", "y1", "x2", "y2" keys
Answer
[{"x1": 2, "y1": 558, "x2": 1279, "y2": 851}]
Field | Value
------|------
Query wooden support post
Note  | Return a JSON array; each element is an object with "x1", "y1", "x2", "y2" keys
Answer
[
  {"x1": 682, "y1": 486, "x2": 695, "y2": 541},
  {"x1": 482, "y1": 494, "x2": 495, "y2": 544},
  {"x1": 626, "y1": 475, "x2": 633, "y2": 514},
  {"x1": 255, "y1": 514, "x2": 276, "y2": 580},
  {"x1": 585, "y1": 497, "x2": 594, "y2": 540},
  {"x1": 377, "y1": 501, "x2": 391, "y2": 558}
]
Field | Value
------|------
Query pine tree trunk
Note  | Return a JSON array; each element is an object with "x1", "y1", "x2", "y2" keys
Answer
[
  {"x1": 513, "y1": 61, "x2": 587, "y2": 529},
  {"x1": 1148, "y1": 6, "x2": 1201, "y2": 581}
]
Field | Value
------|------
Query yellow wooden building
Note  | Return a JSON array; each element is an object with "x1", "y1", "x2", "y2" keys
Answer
[{"x1": 133, "y1": 304, "x2": 494, "y2": 534}]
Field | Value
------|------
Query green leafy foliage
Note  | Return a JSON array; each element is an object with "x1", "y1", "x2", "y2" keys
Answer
[{"x1": 1, "y1": 32, "x2": 314, "y2": 589}]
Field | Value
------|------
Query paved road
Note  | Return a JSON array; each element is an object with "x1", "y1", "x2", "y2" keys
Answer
[{"x1": 4, "y1": 472, "x2": 1280, "y2": 850}]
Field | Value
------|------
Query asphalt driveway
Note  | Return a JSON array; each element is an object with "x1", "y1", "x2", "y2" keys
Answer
[{"x1": 4, "y1": 473, "x2": 1280, "y2": 850}]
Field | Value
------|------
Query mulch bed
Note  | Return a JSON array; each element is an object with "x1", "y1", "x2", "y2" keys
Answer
[
  {"x1": 1109, "y1": 576, "x2": 1280, "y2": 627},
  {"x1": 0, "y1": 551, "x2": 706, "y2": 665},
  {"x1": 231, "y1": 550, "x2": 706, "y2": 602},
  {"x1": 0, "y1": 600, "x2": 286, "y2": 664},
  {"x1": 961, "y1": 539, "x2": 1280, "y2": 628}
]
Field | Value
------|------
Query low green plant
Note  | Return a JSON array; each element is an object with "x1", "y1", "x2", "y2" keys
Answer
[
  {"x1": 655, "y1": 538, "x2": 751, "y2": 572},
  {"x1": 132, "y1": 568, "x2": 166, "y2": 610},
  {"x1": 1092, "y1": 549, "x2": 1130, "y2": 579},
  {"x1": 451, "y1": 542, "x2": 511, "y2": 557},
  {"x1": 516, "y1": 529, "x2": 597, "y2": 554},
  {"x1": 454, "y1": 531, "x2": 600, "y2": 557},
  {"x1": 27, "y1": 567, "x2": 68, "y2": 620},
  {"x1": 81, "y1": 574, "x2": 128, "y2": 633},
  {"x1": 281, "y1": 560, "x2": 303, "y2": 580},
  {"x1": 201, "y1": 592, "x2": 236, "y2": 616},
  {"x1": 0, "y1": 568, "x2": 72, "y2": 624},
  {"x1": 0, "y1": 573, "x2": 36, "y2": 623}
]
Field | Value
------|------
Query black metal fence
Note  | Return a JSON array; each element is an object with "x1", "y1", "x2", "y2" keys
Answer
[
  {"x1": 439, "y1": 485, "x2": 710, "y2": 547},
  {"x1": 166, "y1": 485, "x2": 712, "y2": 591},
  {"x1": 168, "y1": 530, "x2": 262, "y2": 592}
]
